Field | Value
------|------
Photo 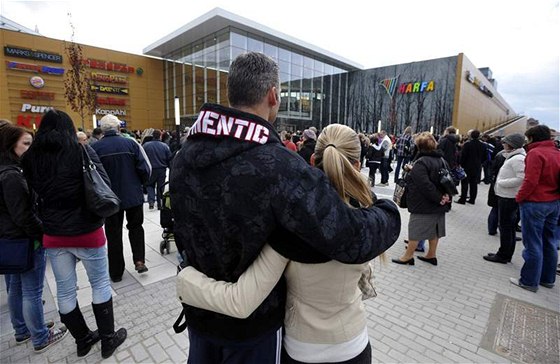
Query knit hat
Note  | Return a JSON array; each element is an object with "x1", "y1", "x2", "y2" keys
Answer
[
  {"x1": 303, "y1": 129, "x2": 316, "y2": 141},
  {"x1": 502, "y1": 133, "x2": 525, "y2": 149}
]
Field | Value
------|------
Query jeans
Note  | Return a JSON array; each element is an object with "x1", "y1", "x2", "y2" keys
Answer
[
  {"x1": 47, "y1": 245, "x2": 112, "y2": 314},
  {"x1": 488, "y1": 206, "x2": 499, "y2": 235},
  {"x1": 496, "y1": 198, "x2": 518, "y2": 260},
  {"x1": 519, "y1": 200, "x2": 560, "y2": 287},
  {"x1": 394, "y1": 156, "x2": 410, "y2": 182},
  {"x1": 380, "y1": 158, "x2": 390, "y2": 184},
  {"x1": 104, "y1": 205, "x2": 146, "y2": 280},
  {"x1": 6, "y1": 247, "x2": 49, "y2": 347},
  {"x1": 147, "y1": 167, "x2": 167, "y2": 208}
]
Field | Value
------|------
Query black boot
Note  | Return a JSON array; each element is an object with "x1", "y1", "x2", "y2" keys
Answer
[
  {"x1": 92, "y1": 298, "x2": 127, "y2": 359},
  {"x1": 59, "y1": 303, "x2": 100, "y2": 357}
]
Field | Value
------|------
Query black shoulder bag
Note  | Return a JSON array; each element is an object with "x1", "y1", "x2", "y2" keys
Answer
[{"x1": 81, "y1": 145, "x2": 121, "y2": 217}]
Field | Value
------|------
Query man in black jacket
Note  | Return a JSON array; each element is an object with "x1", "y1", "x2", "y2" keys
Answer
[
  {"x1": 457, "y1": 129, "x2": 487, "y2": 204},
  {"x1": 170, "y1": 52, "x2": 400, "y2": 363},
  {"x1": 437, "y1": 126, "x2": 459, "y2": 167}
]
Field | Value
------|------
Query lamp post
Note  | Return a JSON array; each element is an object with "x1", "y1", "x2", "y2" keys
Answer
[
  {"x1": 430, "y1": 126, "x2": 434, "y2": 134},
  {"x1": 174, "y1": 96, "x2": 180, "y2": 135},
  {"x1": 92, "y1": 115, "x2": 97, "y2": 129},
  {"x1": 377, "y1": 120, "x2": 381, "y2": 133}
]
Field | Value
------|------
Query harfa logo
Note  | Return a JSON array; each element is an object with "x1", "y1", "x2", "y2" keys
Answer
[{"x1": 379, "y1": 76, "x2": 399, "y2": 99}]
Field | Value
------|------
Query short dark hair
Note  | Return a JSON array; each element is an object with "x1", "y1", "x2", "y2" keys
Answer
[
  {"x1": 92, "y1": 127, "x2": 103, "y2": 137},
  {"x1": 152, "y1": 129, "x2": 162, "y2": 140},
  {"x1": 227, "y1": 52, "x2": 279, "y2": 107},
  {"x1": 525, "y1": 125, "x2": 551, "y2": 142},
  {"x1": 470, "y1": 129, "x2": 481, "y2": 139}
]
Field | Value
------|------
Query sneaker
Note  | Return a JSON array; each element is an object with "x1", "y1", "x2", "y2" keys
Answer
[
  {"x1": 509, "y1": 278, "x2": 538, "y2": 292},
  {"x1": 34, "y1": 327, "x2": 68, "y2": 353},
  {"x1": 16, "y1": 321, "x2": 55, "y2": 344},
  {"x1": 377, "y1": 182, "x2": 389, "y2": 187},
  {"x1": 540, "y1": 282, "x2": 554, "y2": 289}
]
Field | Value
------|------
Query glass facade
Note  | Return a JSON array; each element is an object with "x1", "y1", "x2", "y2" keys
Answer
[{"x1": 162, "y1": 27, "x2": 349, "y2": 131}]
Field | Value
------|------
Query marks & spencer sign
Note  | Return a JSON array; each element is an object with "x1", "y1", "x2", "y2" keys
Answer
[{"x1": 4, "y1": 46, "x2": 63, "y2": 63}]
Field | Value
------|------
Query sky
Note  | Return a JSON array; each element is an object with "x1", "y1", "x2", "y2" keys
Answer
[{"x1": 1, "y1": 0, "x2": 559, "y2": 129}]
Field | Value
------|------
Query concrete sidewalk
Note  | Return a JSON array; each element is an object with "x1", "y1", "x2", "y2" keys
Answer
[{"x1": 1, "y1": 173, "x2": 559, "y2": 363}]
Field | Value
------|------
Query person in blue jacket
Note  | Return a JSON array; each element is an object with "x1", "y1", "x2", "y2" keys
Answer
[{"x1": 92, "y1": 115, "x2": 152, "y2": 282}]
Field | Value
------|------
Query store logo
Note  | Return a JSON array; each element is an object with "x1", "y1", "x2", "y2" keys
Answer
[
  {"x1": 84, "y1": 59, "x2": 135, "y2": 74},
  {"x1": 21, "y1": 103, "x2": 54, "y2": 113},
  {"x1": 4, "y1": 46, "x2": 63, "y2": 63},
  {"x1": 95, "y1": 108, "x2": 127, "y2": 116},
  {"x1": 6, "y1": 61, "x2": 64, "y2": 75},
  {"x1": 30, "y1": 76, "x2": 45, "y2": 89},
  {"x1": 398, "y1": 80, "x2": 435, "y2": 94},
  {"x1": 91, "y1": 72, "x2": 127, "y2": 84},
  {"x1": 379, "y1": 76, "x2": 399, "y2": 99},
  {"x1": 97, "y1": 97, "x2": 126, "y2": 106},
  {"x1": 91, "y1": 84, "x2": 129, "y2": 95},
  {"x1": 465, "y1": 71, "x2": 493, "y2": 98},
  {"x1": 21, "y1": 90, "x2": 55, "y2": 100}
]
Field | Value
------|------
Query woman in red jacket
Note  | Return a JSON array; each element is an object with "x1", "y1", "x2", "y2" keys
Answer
[{"x1": 511, "y1": 125, "x2": 560, "y2": 292}]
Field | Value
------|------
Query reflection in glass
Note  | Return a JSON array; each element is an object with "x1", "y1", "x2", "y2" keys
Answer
[
  {"x1": 247, "y1": 37, "x2": 264, "y2": 52},
  {"x1": 231, "y1": 31, "x2": 247, "y2": 49},
  {"x1": 264, "y1": 42, "x2": 278, "y2": 59}
]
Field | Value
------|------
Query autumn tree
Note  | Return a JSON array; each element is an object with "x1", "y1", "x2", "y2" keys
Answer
[{"x1": 64, "y1": 15, "x2": 96, "y2": 130}]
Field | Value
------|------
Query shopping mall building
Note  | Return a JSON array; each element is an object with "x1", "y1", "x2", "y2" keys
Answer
[{"x1": 1, "y1": 8, "x2": 527, "y2": 135}]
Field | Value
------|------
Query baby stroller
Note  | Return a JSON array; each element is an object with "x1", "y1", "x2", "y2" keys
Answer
[{"x1": 159, "y1": 182, "x2": 174, "y2": 255}]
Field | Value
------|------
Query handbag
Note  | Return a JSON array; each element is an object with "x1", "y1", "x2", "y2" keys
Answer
[
  {"x1": 450, "y1": 165, "x2": 466, "y2": 182},
  {"x1": 438, "y1": 158, "x2": 459, "y2": 196},
  {"x1": 0, "y1": 238, "x2": 34, "y2": 274},
  {"x1": 81, "y1": 145, "x2": 121, "y2": 217},
  {"x1": 393, "y1": 171, "x2": 408, "y2": 208}
]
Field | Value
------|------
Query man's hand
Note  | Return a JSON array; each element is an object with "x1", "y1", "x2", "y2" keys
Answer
[{"x1": 440, "y1": 194, "x2": 450, "y2": 205}]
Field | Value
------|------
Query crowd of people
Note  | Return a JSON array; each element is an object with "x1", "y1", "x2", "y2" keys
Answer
[{"x1": 1, "y1": 50, "x2": 559, "y2": 363}]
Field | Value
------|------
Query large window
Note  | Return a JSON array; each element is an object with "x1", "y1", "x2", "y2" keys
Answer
[{"x1": 162, "y1": 27, "x2": 351, "y2": 128}]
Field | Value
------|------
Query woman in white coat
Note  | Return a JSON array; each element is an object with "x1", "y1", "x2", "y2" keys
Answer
[{"x1": 483, "y1": 133, "x2": 526, "y2": 264}]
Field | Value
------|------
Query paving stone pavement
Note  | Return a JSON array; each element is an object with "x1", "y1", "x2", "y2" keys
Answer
[{"x1": 1, "y1": 169, "x2": 559, "y2": 363}]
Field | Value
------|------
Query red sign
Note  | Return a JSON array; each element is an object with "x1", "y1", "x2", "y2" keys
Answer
[
  {"x1": 84, "y1": 59, "x2": 134, "y2": 74},
  {"x1": 21, "y1": 90, "x2": 55, "y2": 100},
  {"x1": 97, "y1": 96, "x2": 126, "y2": 106},
  {"x1": 16, "y1": 114, "x2": 42, "y2": 129}
]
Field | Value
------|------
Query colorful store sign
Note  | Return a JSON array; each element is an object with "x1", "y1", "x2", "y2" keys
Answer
[
  {"x1": 97, "y1": 97, "x2": 126, "y2": 106},
  {"x1": 4, "y1": 46, "x2": 63, "y2": 63},
  {"x1": 21, "y1": 90, "x2": 55, "y2": 100},
  {"x1": 30, "y1": 76, "x2": 45, "y2": 89},
  {"x1": 91, "y1": 72, "x2": 127, "y2": 84},
  {"x1": 91, "y1": 85, "x2": 129, "y2": 95},
  {"x1": 379, "y1": 76, "x2": 399, "y2": 99},
  {"x1": 398, "y1": 80, "x2": 435, "y2": 94},
  {"x1": 21, "y1": 103, "x2": 54, "y2": 113},
  {"x1": 6, "y1": 61, "x2": 64, "y2": 75},
  {"x1": 465, "y1": 71, "x2": 493, "y2": 98},
  {"x1": 95, "y1": 108, "x2": 127, "y2": 116},
  {"x1": 84, "y1": 59, "x2": 135, "y2": 74}
]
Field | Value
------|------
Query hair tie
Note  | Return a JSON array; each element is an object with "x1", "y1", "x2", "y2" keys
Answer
[{"x1": 325, "y1": 144, "x2": 337, "y2": 149}]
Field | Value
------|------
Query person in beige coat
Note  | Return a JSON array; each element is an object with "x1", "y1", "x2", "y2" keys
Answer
[
  {"x1": 483, "y1": 133, "x2": 526, "y2": 264},
  {"x1": 177, "y1": 124, "x2": 391, "y2": 363}
]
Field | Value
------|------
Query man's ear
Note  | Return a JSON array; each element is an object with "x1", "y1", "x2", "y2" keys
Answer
[{"x1": 268, "y1": 87, "x2": 279, "y2": 106}]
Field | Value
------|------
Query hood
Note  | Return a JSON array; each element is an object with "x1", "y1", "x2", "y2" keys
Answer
[
  {"x1": 0, "y1": 162, "x2": 20, "y2": 174},
  {"x1": 443, "y1": 134, "x2": 459, "y2": 144},
  {"x1": 181, "y1": 103, "x2": 282, "y2": 169}
]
